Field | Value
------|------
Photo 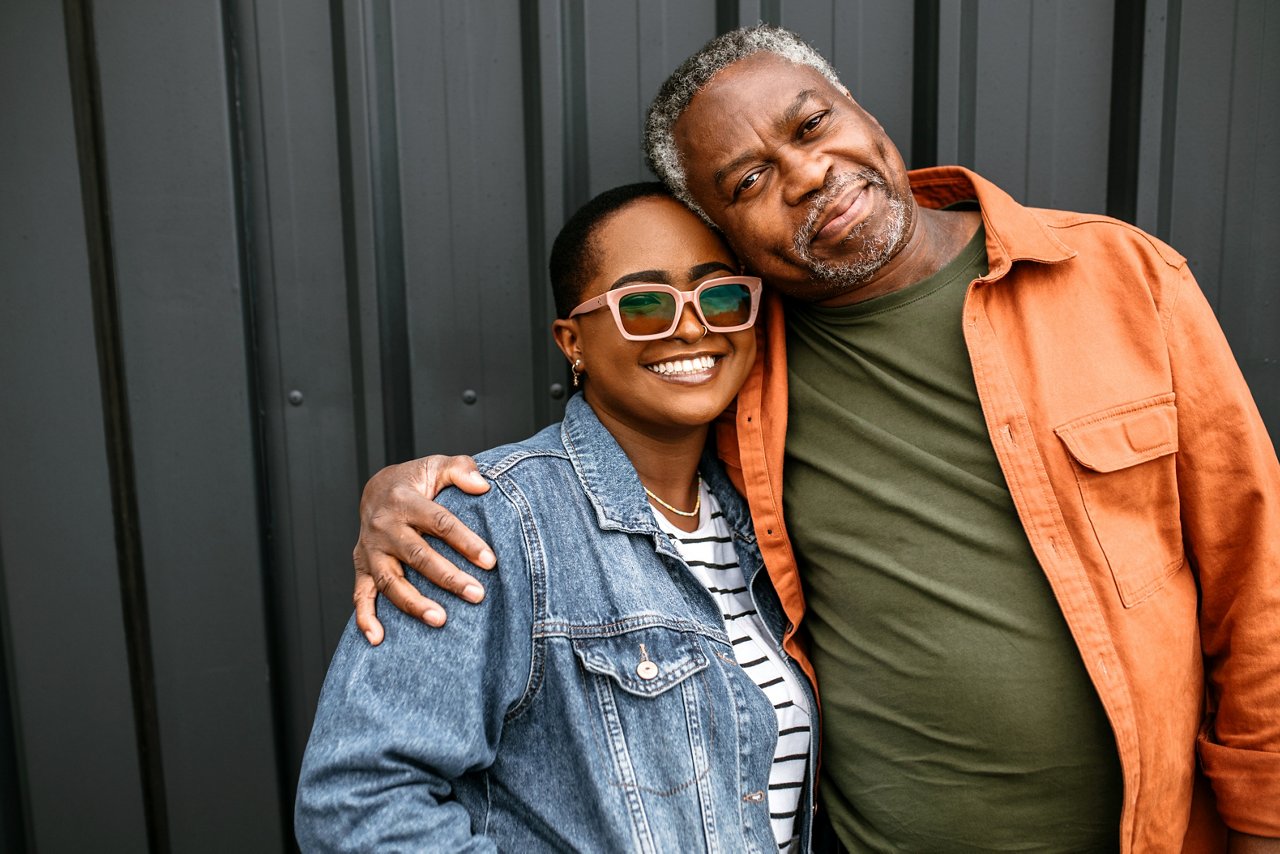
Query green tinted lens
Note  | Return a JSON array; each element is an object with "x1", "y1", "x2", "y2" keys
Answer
[
  {"x1": 698, "y1": 284, "x2": 752, "y2": 328},
  {"x1": 617, "y1": 291, "x2": 677, "y2": 336}
]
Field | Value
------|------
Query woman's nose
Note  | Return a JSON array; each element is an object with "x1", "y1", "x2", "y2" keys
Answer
[{"x1": 670, "y1": 302, "x2": 707, "y2": 342}]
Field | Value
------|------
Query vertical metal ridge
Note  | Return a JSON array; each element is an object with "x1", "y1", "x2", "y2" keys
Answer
[
  {"x1": 1107, "y1": 0, "x2": 1147, "y2": 223},
  {"x1": 561, "y1": 0, "x2": 589, "y2": 212},
  {"x1": 911, "y1": 0, "x2": 940, "y2": 168},
  {"x1": 716, "y1": 0, "x2": 736, "y2": 33},
  {"x1": 0, "y1": 535, "x2": 28, "y2": 854},
  {"x1": 520, "y1": 0, "x2": 552, "y2": 428},
  {"x1": 61, "y1": 1, "x2": 170, "y2": 850},
  {"x1": 368, "y1": 0, "x2": 414, "y2": 462},
  {"x1": 1155, "y1": 0, "x2": 1182, "y2": 240},
  {"x1": 218, "y1": 0, "x2": 291, "y2": 842},
  {"x1": 956, "y1": 0, "x2": 978, "y2": 167},
  {"x1": 330, "y1": 0, "x2": 371, "y2": 480}
]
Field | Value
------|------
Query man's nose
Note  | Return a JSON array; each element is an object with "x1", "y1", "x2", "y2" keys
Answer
[{"x1": 778, "y1": 144, "x2": 832, "y2": 207}]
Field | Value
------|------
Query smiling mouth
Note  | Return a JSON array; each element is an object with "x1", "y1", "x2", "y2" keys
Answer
[
  {"x1": 645, "y1": 354, "x2": 720, "y2": 377},
  {"x1": 796, "y1": 170, "x2": 883, "y2": 253},
  {"x1": 815, "y1": 186, "x2": 867, "y2": 241}
]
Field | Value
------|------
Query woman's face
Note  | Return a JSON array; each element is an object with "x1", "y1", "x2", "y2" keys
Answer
[{"x1": 554, "y1": 196, "x2": 757, "y2": 440}]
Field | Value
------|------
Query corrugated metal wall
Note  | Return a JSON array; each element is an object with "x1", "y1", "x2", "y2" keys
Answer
[{"x1": 1, "y1": 1, "x2": 1276, "y2": 850}]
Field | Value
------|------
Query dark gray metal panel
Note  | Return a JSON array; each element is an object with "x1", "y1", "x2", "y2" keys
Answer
[
  {"x1": 0, "y1": 1, "x2": 150, "y2": 849},
  {"x1": 337, "y1": 1, "x2": 392, "y2": 472},
  {"x1": 779, "y1": 1, "x2": 917, "y2": 167},
  {"x1": 1214, "y1": 0, "x2": 1280, "y2": 438},
  {"x1": 937, "y1": 0, "x2": 1113, "y2": 213},
  {"x1": 391, "y1": 0, "x2": 540, "y2": 454},
  {"x1": 578, "y1": 1, "x2": 719, "y2": 194},
  {"x1": 1160, "y1": 0, "x2": 1235, "y2": 307},
  {"x1": 232, "y1": 0, "x2": 367, "y2": 784},
  {"x1": 89, "y1": 1, "x2": 284, "y2": 849},
  {"x1": 1164, "y1": 0, "x2": 1279, "y2": 440}
]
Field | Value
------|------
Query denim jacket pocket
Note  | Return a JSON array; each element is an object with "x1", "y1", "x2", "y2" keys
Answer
[
  {"x1": 1054, "y1": 393, "x2": 1185, "y2": 607},
  {"x1": 573, "y1": 626, "x2": 715, "y2": 796}
]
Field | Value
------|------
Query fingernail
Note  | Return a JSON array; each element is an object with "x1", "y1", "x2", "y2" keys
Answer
[
  {"x1": 423, "y1": 608, "x2": 445, "y2": 627},
  {"x1": 470, "y1": 472, "x2": 487, "y2": 485},
  {"x1": 463, "y1": 583, "x2": 485, "y2": 603},
  {"x1": 363, "y1": 630, "x2": 376, "y2": 644},
  {"x1": 479, "y1": 548, "x2": 496, "y2": 568}
]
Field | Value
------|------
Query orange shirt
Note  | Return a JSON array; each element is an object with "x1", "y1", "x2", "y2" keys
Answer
[{"x1": 715, "y1": 166, "x2": 1280, "y2": 852}]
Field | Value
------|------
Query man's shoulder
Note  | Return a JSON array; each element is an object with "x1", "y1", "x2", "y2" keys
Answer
[{"x1": 1027, "y1": 207, "x2": 1186, "y2": 270}]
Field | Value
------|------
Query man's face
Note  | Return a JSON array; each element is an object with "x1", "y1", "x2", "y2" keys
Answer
[{"x1": 672, "y1": 53, "x2": 915, "y2": 303}]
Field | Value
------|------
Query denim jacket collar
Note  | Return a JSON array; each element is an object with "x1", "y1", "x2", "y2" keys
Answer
[{"x1": 559, "y1": 393, "x2": 756, "y2": 548}]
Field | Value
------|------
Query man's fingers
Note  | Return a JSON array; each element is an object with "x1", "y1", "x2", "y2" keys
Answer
[
  {"x1": 379, "y1": 573, "x2": 446, "y2": 628},
  {"x1": 353, "y1": 574, "x2": 385, "y2": 646},
  {"x1": 399, "y1": 495, "x2": 496, "y2": 571},
  {"x1": 433, "y1": 455, "x2": 490, "y2": 496},
  {"x1": 396, "y1": 529, "x2": 485, "y2": 604}
]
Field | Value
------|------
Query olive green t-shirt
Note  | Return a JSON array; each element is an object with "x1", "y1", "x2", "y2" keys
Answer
[{"x1": 784, "y1": 225, "x2": 1123, "y2": 852}]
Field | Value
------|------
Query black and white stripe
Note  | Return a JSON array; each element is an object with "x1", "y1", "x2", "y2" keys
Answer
[{"x1": 654, "y1": 485, "x2": 811, "y2": 853}]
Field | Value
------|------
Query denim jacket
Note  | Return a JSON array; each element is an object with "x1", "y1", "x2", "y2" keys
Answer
[{"x1": 295, "y1": 394, "x2": 817, "y2": 853}]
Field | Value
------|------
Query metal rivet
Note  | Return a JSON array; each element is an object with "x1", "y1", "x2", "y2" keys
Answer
[
  {"x1": 742, "y1": 790, "x2": 766, "y2": 803},
  {"x1": 462, "y1": 389, "x2": 478, "y2": 405},
  {"x1": 287, "y1": 390, "x2": 304, "y2": 406},
  {"x1": 636, "y1": 660, "x2": 659, "y2": 680},
  {"x1": 549, "y1": 382, "x2": 565, "y2": 400}
]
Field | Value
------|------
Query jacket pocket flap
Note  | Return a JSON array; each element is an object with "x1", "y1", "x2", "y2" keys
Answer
[
  {"x1": 574, "y1": 628, "x2": 709, "y2": 698},
  {"x1": 1054, "y1": 393, "x2": 1178, "y2": 473}
]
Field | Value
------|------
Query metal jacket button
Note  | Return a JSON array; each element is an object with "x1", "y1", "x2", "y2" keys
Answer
[
  {"x1": 742, "y1": 790, "x2": 766, "y2": 802},
  {"x1": 636, "y1": 643, "x2": 658, "y2": 680}
]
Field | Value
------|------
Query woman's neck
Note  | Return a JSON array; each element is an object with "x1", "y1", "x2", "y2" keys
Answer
[{"x1": 587, "y1": 401, "x2": 708, "y2": 533}]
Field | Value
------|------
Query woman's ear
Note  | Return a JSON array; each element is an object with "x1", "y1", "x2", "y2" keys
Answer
[{"x1": 551, "y1": 318, "x2": 582, "y2": 367}]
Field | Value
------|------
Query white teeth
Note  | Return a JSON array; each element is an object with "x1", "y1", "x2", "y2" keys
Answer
[{"x1": 646, "y1": 355, "x2": 717, "y2": 376}]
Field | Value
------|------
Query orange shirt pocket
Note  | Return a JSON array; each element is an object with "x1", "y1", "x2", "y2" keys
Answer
[{"x1": 1054, "y1": 393, "x2": 1185, "y2": 607}]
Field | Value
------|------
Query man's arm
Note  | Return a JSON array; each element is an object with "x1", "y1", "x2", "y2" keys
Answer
[
  {"x1": 353, "y1": 455, "x2": 496, "y2": 643},
  {"x1": 299, "y1": 489, "x2": 532, "y2": 851},
  {"x1": 1167, "y1": 264, "x2": 1280, "y2": 838}
]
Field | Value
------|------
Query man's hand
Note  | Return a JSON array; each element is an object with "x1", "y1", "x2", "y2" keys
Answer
[{"x1": 353, "y1": 455, "x2": 495, "y2": 644}]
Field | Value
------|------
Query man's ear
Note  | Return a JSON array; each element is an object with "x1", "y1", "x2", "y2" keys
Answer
[{"x1": 551, "y1": 318, "x2": 582, "y2": 366}]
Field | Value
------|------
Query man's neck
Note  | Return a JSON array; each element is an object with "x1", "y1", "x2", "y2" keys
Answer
[{"x1": 816, "y1": 206, "x2": 983, "y2": 307}]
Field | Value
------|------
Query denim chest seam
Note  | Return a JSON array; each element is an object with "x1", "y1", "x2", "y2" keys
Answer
[
  {"x1": 493, "y1": 474, "x2": 549, "y2": 725},
  {"x1": 535, "y1": 616, "x2": 729, "y2": 645}
]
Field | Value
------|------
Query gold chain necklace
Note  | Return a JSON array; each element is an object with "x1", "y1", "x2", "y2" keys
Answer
[{"x1": 644, "y1": 475, "x2": 702, "y2": 518}]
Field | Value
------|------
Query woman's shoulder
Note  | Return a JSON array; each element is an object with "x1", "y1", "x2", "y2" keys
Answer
[
  {"x1": 471, "y1": 421, "x2": 570, "y2": 480},
  {"x1": 432, "y1": 421, "x2": 577, "y2": 525}
]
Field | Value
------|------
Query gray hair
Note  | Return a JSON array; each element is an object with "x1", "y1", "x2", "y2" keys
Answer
[{"x1": 644, "y1": 25, "x2": 844, "y2": 223}]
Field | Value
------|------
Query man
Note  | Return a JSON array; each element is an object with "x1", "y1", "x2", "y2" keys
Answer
[{"x1": 349, "y1": 26, "x2": 1280, "y2": 852}]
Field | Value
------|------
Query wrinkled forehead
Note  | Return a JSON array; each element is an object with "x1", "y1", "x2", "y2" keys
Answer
[
  {"x1": 672, "y1": 54, "x2": 840, "y2": 183},
  {"x1": 676, "y1": 53, "x2": 841, "y2": 151}
]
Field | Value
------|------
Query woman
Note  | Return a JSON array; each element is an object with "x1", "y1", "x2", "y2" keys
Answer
[{"x1": 295, "y1": 183, "x2": 816, "y2": 852}]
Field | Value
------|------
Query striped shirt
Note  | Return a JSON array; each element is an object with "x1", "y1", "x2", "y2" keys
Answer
[{"x1": 652, "y1": 483, "x2": 811, "y2": 852}]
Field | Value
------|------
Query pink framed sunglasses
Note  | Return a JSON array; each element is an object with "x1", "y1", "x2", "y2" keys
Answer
[{"x1": 568, "y1": 276, "x2": 763, "y2": 341}]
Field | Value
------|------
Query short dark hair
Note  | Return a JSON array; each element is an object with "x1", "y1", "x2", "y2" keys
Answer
[{"x1": 548, "y1": 182, "x2": 673, "y2": 319}]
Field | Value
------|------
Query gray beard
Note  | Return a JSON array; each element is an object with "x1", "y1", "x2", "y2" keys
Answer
[{"x1": 792, "y1": 169, "x2": 910, "y2": 297}]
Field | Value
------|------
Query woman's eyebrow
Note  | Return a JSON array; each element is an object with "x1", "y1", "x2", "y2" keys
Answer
[
  {"x1": 609, "y1": 269, "x2": 671, "y2": 289},
  {"x1": 689, "y1": 261, "x2": 737, "y2": 279}
]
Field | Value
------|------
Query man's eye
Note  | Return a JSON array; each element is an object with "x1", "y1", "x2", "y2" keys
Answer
[
  {"x1": 800, "y1": 112, "x2": 826, "y2": 135},
  {"x1": 736, "y1": 170, "x2": 762, "y2": 196}
]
